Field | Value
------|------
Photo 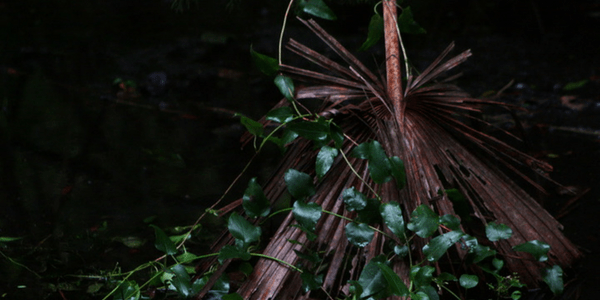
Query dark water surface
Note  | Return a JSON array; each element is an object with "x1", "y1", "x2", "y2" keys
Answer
[{"x1": 1, "y1": 0, "x2": 599, "y2": 299}]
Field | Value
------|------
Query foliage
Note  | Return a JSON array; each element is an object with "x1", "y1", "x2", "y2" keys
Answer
[{"x1": 0, "y1": 1, "x2": 570, "y2": 299}]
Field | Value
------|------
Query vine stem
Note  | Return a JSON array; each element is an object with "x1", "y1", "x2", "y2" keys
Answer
[{"x1": 279, "y1": 0, "x2": 296, "y2": 65}]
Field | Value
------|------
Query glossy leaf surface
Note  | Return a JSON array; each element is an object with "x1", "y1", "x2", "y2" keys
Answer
[
  {"x1": 407, "y1": 204, "x2": 439, "y2": 238},
  {"x1": 242, "y1": 178, "x2": 270, "y2": 218},
  {"x1": 284, "y1": 169, "x2": 316, "y2": 199},
  {"x1": 345, "y1": 222, "x2": 375, "y2": 247}
]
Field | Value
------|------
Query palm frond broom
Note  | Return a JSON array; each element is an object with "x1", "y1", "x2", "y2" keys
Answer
[{"x1": 196, "y1": 2, "x2": 580, "y2": 299}]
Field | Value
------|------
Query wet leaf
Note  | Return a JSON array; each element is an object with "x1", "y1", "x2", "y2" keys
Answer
[
  {"x1": 543, "y1": 265, "x2": 564, "y2": 295},
  {"x1": 298, "y1": 0, "x2": 337, "y2": 20},
  {"x1": 274, "y1": 75, "x2": 295, "y2": 102},
  {"x1": 440, "y1": 214, "x2": 461, "y2": 231},
  {"x1": 208, "y1": 275, "x2": 231, "y2": 298},
  {"x1": 459, "y1": 274, "x2": 479, "y2": 289},
  {"x1": 242, "y1": 178, "x2": 271, "y2": 218},
  {"x1": 222, "y1": 293, "x2": 244, "y2": 300},
  {"x1": 293, "y1": 200, "x2": 322, "y2": 231},
  {"x1": 359, "y1": 13, "x2": 384, "y2": 51},
  {"x1": 380, "y1": 201, "x2": 405, "y2": 238},
  {"x1": 351, "y1": 140, "x2": 393, "y2": 183},
  {"x1": 411, "y1": 265, "x2": 435, "y2": 288},
  {"x1": 358, "y1": 255, "x2": 388, "y2": 299},
  {"x1": 218, "y1": 245, "x2": 251, "y2": 263},
  {"x1": 287, "y1": 119, "x2": 330, "y2": 144},
  {"x1": 150, "y1": 225, "x2": 177, "y2": 255},
  {"x1": 398, "y1": 6, "x2": 426, "y2": 34},
  {"x1": 227, "y1": 212, "x2": 261, "y2": 249},
  {"x1": 389, "y1": 156, "x2": 406, "y2": 189},
  {"x1": 284, "y1": 169, "x2": 316, "y2": 199},
  {"x1": 492, "y1": 258, "x2": 504, "y2": 271},
  {"x1": 342, "y1": 187, "x2": 368, "y2": 211},
  {"x1": 357, "y1": 198, "x2": 382, "y2": 224},
  {"x1": 236, "y1": 114, "x2": 263, "y2": 137},
  {"x1": 113, "y1": 280, "x2": 140, "y2": 300},
  {"x1": 486, "y1": 221, "x2": 513, "y2": 242},
  {"x1": 394, "y1": 245, "x2": 409, "y2": 258},
  {"x1": 376, "y1": 262, "x2": 409, "y2": 296},
  {"x1": 513, "y1": 240, "x2": 550, "y2": 262},
  {"x1": 300, "y1": 272, "x2": 323, "y2": 292},
  {"x1": 266, "y1": 106, "x2": 294, "y2": 124},
  {"x1": 316, "y1": 145, "x2": 338, "y2": 178},
  {"x1": 563, "y1": 79, "x2": 588, "y2": 91},
  {"x1": 170, "y1": 264, "x2": 192, "y2": 298},
  {"x1": 407, "y1": 204, "x2": 439, "y2": 238},
  {"x1": 329, "y1": 122, "x2": 344, "y2": 149},
  {"x1": 445, "y1": 189, "x2": 472, "y2": 222},
  {"x1": 423, "y1": 231, "x2": 464, "y2": 262},
  {"x1": 250, "y1": 46, "x2": 279, "y2": 76},
  {"x1": 345, "y1": 222, "x2": 375, "y2": 247},
  {"x1": 471, "y1": 244, "x2": 496, "y2": 264}
]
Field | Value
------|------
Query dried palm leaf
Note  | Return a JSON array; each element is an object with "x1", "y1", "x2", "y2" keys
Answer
[{"x1": 196, "y1": 17, "x2": 580, "y2": 300}]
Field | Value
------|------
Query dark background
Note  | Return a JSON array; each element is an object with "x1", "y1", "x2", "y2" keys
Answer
[{"x1": 1, "y1": 0, "x2": 599, "y2": 298}]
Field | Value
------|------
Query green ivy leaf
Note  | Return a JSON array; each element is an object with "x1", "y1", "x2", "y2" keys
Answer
[
  {"x1": 459, "y1": 274, "x2": 479, "y2": 289},
  {"x1": 316, "y1": 146, "x2": 338, "y2": 179},
  {"x1": 394, "y1": 245, "x2": 409, "y2": 258},
  {"x1": 113, "y1": 280, "x2": 140, "y2": 300},
  {"x1": 359, "y1": 13, "x2": 384, "y2": 51},
  {"x1": 274, "y1": 75, "x2": 295, "y2": 102},
  {"x1": 284, "y1": 169, "x2": 316, "y2": 199},
  {"x1": 300, "y1": 272, "x2": 324, "y2": 292},
  {"x1": 357, "y1": 198, "x2": 382, "y2": 224},
  {"x1": 485, "y1": 221, "x2": 513, "y2": 242},
  {"x1": 436, "y1": 272, "x2": 457, "y2": 282},
  {"x1": 411, "y1": 265, "x2": 435, "y2": 288},
  {"x1": 227, "y1": 212, "x2": 261, "y2": 249},
  {"x1": 471, "y1": 244, "x2": 496, "y2": 264},
  {"x1": 351, "y1": 140, "x2": 393, "y2": 184},
  {"x1": 423, "y1": 231, "x2": 464, "y2": 262},
  {"x1": 170, "y1": 264, "x2": 192, "y2": 298},
  {"x1": 407, "y1": 204, "x2": 439, "y2": 238},
  {"x1": 440, "y1": 214, "x2": 461, "y2": 231},
  {"x1": 563, "y1": 79, "x2": 588, "y2": 91},
  {"x1": 242, "y1": 178, "x2": 271, "y2": 218},
  {"x1": 250, "y1": 46, "x2": 279, "y2": 76},
  {"x1": 150, "y1": 225, "x2": 177, "y2": 255},
  {"x1": 298, "y1": 0, "x2": 337, "y2": 20},
  {"x1": 293, "y1": 200, "x2": 322, "y2": 232},
  {"x1": 236, "y1": 114, "x2": 264, "y2": 137},
  {"x1": 492, "y1": 258, "x2": 504, "y2": 271},
  {"x1": 266, "y1": 106, "x2": 294, "y2": 124},
  {"x1": 417, "y1": 285, "x2": 439, "y2": 300},
  {"x1": 329, "y1": 122, "x2": 344, "y2": 149},
  {"x1": 358, "y1": 255, "x2": 389, "y2": 299},
  {"x1": 222, "y1": 293, "x2": 244, "y2": 300},
  {"x1": 208, "y1": 275, "x2": 231, "y2": 299},
  {"x1": 345, "y1": 222, "x2": 375, "y2": 247},
  {"x1": 281, "y1": 128, "x2": 299, "y2": 146},
  {"x1": 389, "y1": 156, "x2": 406, "y2": 189},
  {"x1": 543, "y1": 265, "x2": 564, "y2": 295},
  {"x1": 218, "y1": 245, "x2": 251, "y2": 263},
  {"x1": 342, "y1": 187, "x2": 368, "y2": 211},
  {"x1": 287, "y1": 120, "x2": 330, "y2": 144},
  {"x1": 398, "y1": 6, "x2": 426, "y2": 34},
  {"x1": 375, "y1": 262, "x2": 410, "y2": 296},
  {"x1": 513, "y1": 240, "x2": 550, "y2": 262},
  {"x1": 380, "y1": 201, "x2": 405, "y2": 238},
  {"x1": 445, "y1": 189, "x2": 472, "y2": 222}
]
